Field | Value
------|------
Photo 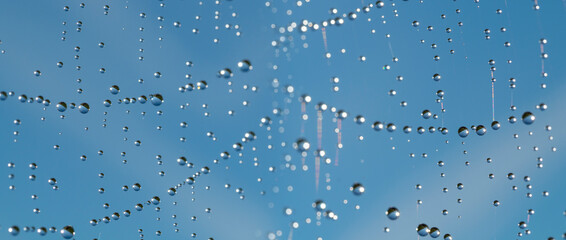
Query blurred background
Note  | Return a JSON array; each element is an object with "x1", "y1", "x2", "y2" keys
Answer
[{"x1": 0, "y1": 0, "x2": 565, "y2": 239}]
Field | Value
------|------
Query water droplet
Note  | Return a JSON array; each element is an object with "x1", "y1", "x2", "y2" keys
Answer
[
  {"x1": 78, "y1": 103, "x2": 90, "y2": 114},
  {"x1": 56, "y1": 102, "x2": 67, "y2": 112},
  {"x1": 237, "y1": 60, "x2": 252, "y2": 72},
  {"x1": 109, "y1": 85, "x2": 120, "y2": 95},
  {"x1": 8, "y1": 226, "x2": 20, "y2": 236},
  {"x1": 522, "y1": 111, "x2": 535, "y2": 125},
  {"x1": 350, "y1": 183, "x2": 365, "y2": 195},
  {"x1": 458, "y1": 127, "x2": 469, "y2": 138},
  {"x1": 151, "y1": 196, "x2": 161, "y2": 205},
  {"x1": 150, "y1": 94, "x2": 163, "y2": 106},
  {"x1": 491, "y1": 121, "x2": 501, "y2": 130},
  {"x1": 60, "y1": 225, "x2": 75, "y2": 239},
  {"x1": 430, "y1": 227, "x2": 441, "y2": 238},
  {"x1": 313, "y1": 200, "x2": 326, "y2": 211},
  {"x1": 433, "y1": 73, "x2": 442, "y2": 81},
  {"x1": 294, "y1": 138, "x2": 310, "y2": 152},
  {"x1": 476, "y1": 125, "x2": 486, "y2": 136},
  {"x1": 417, "y1": 223, "x2": 430, "y2": 236},
  {"x1": 422, "y1": 110, "x2": 432, "y2": 119},
  {"x1": 386, "y1": 207, "x2": 400, "y2": 220}
]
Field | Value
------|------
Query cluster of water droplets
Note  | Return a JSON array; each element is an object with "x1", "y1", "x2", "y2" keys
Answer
[{"x1": 0, "y1": 0, "x2": 564, "y2": 239}]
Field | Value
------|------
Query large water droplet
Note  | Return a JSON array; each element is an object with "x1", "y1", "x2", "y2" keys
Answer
[
  {"x1": 417, "y1": 223, "x2": 430, "y2": 236},
  {"x1": 78, "y1": 103, "x2": 90, "y2": 114},
  {"x1": 522, "y1": 111, "x2": 535, "y2": 125},
  {"x1": 150, "y1": 94, "x2": 164, "y2": 106},
  {"x1": 458, "y1": 127, "x2": 469, "y2": 138},
  {"x1": 60, "y1": 225, "x2": 75, "y2": 239},
  {"x1": 386, "y1": 207, "x2": 400, "y2": 220},
  {"x1": 350, "y1": 183, "x2": 365, "y2": 196}
]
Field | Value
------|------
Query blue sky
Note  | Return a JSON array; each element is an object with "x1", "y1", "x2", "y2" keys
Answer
[{"x1": 0, "y1": 0, "x2": 565, "y2": 239}]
